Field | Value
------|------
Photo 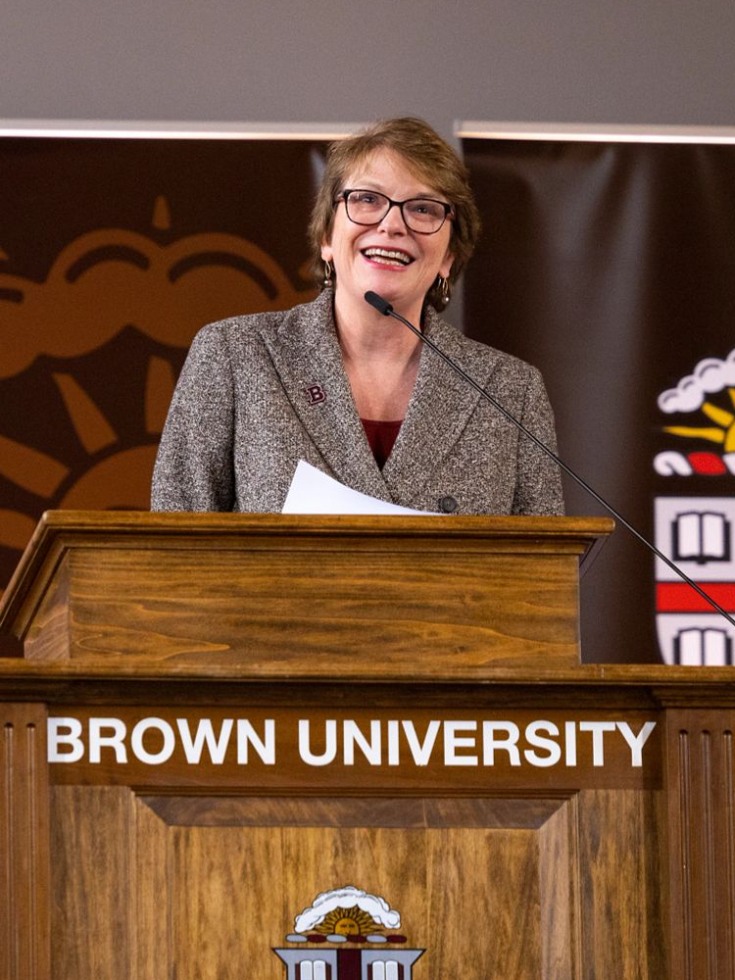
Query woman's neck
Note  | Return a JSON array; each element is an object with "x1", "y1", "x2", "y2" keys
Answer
[
  {"x1": 332, "y1": 289, "x2": 424, "y2": 421},
  {"x1": 333, "y1": 288, "x2": 423, "y2": 360}
]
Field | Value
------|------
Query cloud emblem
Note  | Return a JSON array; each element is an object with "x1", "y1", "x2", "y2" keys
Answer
[
  {"x1": 294, "y1": 886, "x2": 401, "y2": 934},
  {"x1": 658, "y1": 348, "x2": 735, "y2": 414}
]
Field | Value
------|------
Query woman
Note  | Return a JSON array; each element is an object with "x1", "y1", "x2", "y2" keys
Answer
[{"x1": 151, "y1": 117, "x2": 564, "y2": 515}]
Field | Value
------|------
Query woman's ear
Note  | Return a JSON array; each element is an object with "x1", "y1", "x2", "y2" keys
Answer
[
  {"x1": 320, "y1": 239, "x2": 333, "y2": 263},
  {"x1": 439, "y1": 249, "x2": 454, "y2": 280}
]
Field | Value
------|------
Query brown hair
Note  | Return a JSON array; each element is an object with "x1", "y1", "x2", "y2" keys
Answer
[{"x1": 308, "y1": 117, "x2": 481, "y2": 311}]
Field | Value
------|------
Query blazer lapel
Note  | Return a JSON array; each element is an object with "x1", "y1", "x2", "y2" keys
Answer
[
  {"x1": 382, "y1": 311, "x2": 496, "y2": 506},
  {"x1": 260, "y1": 292, "x2": 391, "y2": 501}
]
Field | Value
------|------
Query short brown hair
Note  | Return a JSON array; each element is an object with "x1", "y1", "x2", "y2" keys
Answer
[{"x1": 308, "y1": 117, "x2": 481, "y2": 312}]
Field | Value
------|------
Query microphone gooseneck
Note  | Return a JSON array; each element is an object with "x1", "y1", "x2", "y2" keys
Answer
[{"x1": 363, "y1": 289, "x2": 735, "y2": 630}]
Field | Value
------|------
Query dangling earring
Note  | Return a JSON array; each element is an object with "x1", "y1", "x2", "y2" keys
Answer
[
  {"x1": 322, "y1": 260, "x2": 333, "y2": 288},
  {"x1": 437, "y1": 275, "x2": 450, "y2": 307}
]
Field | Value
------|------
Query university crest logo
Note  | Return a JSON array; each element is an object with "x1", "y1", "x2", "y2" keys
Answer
[
  {"x1": 273, "y1": 885, "x2": 424, "y2": 979},
  {"x1": 654, "y1": 348, "x2": 735, "y2": 664}
]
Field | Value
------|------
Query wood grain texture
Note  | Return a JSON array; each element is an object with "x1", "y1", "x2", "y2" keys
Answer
[
  {"x1": 538, "y1": 796, "x2": 580, "y2": 978},
  {"x1": 5, "y1": 512, "x2": 734, "y2": 978},
  {"x1": 141, "y1": 795, "x2": 564, "y2": 829},
  {"x1": 135, "y1": 792, "x2": 170, "y2": 979},
  {"x1": 4, "y1": 669, "x2": 732, "y2": 978},
  {"x1": 577, "y1": 789, "x2": 667, "y2": 979},
  {"x1": 44, "y1": 786, "x2": 668, "y2": 979},
  {"x1": 666, "y1": 709, "x2": 735, "y2": 980},
  {"x1": 0, "y1": 703, "x2": 50, "y2": 980},
  {"x1": 65, "y1": 547, "x2": 578, "y2": 669},
  {"x1": 0, "y1": 511, "x2": 613, "y2": 673},
  {"x1": 49, "y1": 787, "x2": 577, "y2": 980},
  {"x1": 50, "y1": 786, "x2": 134, "y2": 979}
]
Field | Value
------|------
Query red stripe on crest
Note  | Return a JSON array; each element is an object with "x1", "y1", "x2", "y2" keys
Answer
[
  {"x1": 657, "y1": 582, "x2": 735, "y2": 613},
  {"x1": 688, "y1": 452, "x2": 728, "y2": 475}
]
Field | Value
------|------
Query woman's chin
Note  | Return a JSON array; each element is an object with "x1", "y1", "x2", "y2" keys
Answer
[{"x1": 361, "y1": 279, "x2": 423, "y2": 312}]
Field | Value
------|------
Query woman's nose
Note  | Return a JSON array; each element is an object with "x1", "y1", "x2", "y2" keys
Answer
[{"x1": 379, "y1": 202, "x2": 408, "y2": 233}]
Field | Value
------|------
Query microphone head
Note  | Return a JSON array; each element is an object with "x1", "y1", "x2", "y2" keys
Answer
[{"x1": 364, "y1": 291, "x2": 393, "y2": 316}]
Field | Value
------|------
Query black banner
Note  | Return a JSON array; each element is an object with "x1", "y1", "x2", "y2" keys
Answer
[{"x1": 462, "y1": 131, "x2": 735, "y2": 664}]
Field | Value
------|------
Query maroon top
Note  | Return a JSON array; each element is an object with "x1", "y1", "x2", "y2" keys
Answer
[{"x1": 361, "y1": 419, "x2": 402, "y2": 469}]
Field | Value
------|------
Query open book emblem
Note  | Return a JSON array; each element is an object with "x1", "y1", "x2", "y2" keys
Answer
[
  {"x1": 655, "y1": 498, "x2": 735, "y2": 665},
  {"x1": 671, "y1": 510, "x2": 731, "y2": 565}
]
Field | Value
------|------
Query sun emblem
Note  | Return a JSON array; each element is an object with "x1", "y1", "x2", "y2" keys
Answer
[
  {"x1": 314, "y1": 906, "x2": 378, "y2": 937},
  {"x1": 664, "y1": 390, "x2": 735, "y2": 451},
  {"x1": 655, "y1": 348, "x2": 735, "y2": 477},
  {"x1": 0, "y1": 196, "x2": 315, "y2": 590},
  {"x1": 0, "y1": 353, "x2": 171, "y2": 550}
]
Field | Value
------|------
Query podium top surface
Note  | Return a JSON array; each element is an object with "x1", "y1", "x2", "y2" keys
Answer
[
  {"x1": 0, "y1": 509, "x2": 614, "y2": 631},
  {"x1": 0, "y1": 510, "x2": 614, "y2": 676}
]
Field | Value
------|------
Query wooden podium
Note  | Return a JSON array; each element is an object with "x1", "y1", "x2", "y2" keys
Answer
[{"x1": 1, "y1": 511, "x2": 734, "y2": 980}]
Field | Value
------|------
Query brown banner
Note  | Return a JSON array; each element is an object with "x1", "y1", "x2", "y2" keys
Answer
[
  {"x1": 0, "y1": 134, "x2": 324, "y2": 652},
  {"x1": 462, "y1": 135, "x2": 735, "y2": 664}
]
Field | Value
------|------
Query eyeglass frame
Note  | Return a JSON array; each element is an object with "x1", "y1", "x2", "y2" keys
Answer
[{"x1": 334, "y1": 189, "x2": 454, "y2": 235}]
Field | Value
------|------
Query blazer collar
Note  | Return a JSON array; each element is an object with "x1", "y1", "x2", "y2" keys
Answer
[
  {"x1": 260, "y1": 292, "x2": 497, "y2": 508},
  {"x1": 382, "y1": 308, "x2": 496, "y2": 506},
  {"x1": 259, "y1": 291, "x2": 391, "y2": 500}
]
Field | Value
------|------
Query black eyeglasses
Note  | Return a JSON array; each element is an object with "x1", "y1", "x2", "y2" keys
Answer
[{"x1": 336, "y1": 189, "x2": 454, "y2": 235}]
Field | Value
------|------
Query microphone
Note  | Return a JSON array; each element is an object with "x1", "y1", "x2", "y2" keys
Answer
[
  {"x1": 365, "y1": 292, "x2": 394, "y2": 316},
  {"x1": 364, "y1": 289, "x2": 735, "y2": 630}
]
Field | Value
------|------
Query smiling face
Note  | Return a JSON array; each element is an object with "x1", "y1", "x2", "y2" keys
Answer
[{"x1": 321, "y1": 149, "x2": 454, "y2": 324}]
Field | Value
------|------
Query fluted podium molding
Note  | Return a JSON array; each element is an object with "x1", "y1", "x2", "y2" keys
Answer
[
  {"x1": 666, "y1": 708, "x2": 735, "y2": 980},
  {"x1": 1, "y1": 703, "x2": 50, "y2": 980}
]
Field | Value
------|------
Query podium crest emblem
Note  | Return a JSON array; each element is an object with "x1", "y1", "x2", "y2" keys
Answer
[{"x1": 273, "y1": 886, "x2": 424, "y2": 979}]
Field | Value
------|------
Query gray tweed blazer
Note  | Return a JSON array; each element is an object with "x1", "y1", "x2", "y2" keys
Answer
[{"x1": 151, "y1": 290, "x2": 564, "y2": 515}]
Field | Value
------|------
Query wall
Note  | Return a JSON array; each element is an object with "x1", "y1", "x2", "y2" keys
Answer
[{"x1": 1, "y1": 0, "x2": 734, "y2": 136}]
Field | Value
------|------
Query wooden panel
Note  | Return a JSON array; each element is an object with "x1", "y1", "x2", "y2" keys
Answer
[
  {"x1": 577, "y1": 789, "x2": 667, "y2": 979},
  {"x1": 8, "y1": 668, "x2": 733, "y2": 978},
  {"x1": 141, "y1": 795, "x2": 564, "y2": 828},
  {"x1": 665, "y1": 709, "x2": 735, "y2": 980},
  {"x1": 22, "y1": 559, "x2": 70, "y2": 663},
  {"x1": 168, "y1": 800, "x2": 570, "y2": 979},
  {"x1": 45, "y1": 705, "x2": 662, "y2": 793},
  {"x1": 7, "y1": 512, "x2": 735, "y2": 978},
  {"x1": 146, "y1": 791, "x2": 580, "y2": 980},
  {"x1": 135, "y1": 793, "x2": 170, "y2": 979},
  {"x1": 0, "y1": 704, "x2": 50, "y2": 980},
  {"x1": 49, "y1": 788, "x2": 583, "y2": 980},
  {"x1": 50, "y1": 786, "x2": 133, "y2": 978},
  {"x1": 47, "y1": 787, "x2": 171, "y2": 979},
  {"x1": 539, "y1": 795, "x2": 580, "y2": 978},
  {"x1": 49, "y1": 785, "x2": 669, "y2": 979},
  {"x1": 63, "y1": 546, "x2": 579, "y2": 670}
]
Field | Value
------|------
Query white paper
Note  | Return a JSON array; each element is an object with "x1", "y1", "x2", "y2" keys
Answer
[{"x1": 282, "y1": 460, "x2": 436, "y2": 515}]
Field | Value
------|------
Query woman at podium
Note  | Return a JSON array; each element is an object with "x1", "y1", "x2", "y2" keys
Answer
[{"x1": 151, "y1": 117, "x2": 563, "y2": 516}]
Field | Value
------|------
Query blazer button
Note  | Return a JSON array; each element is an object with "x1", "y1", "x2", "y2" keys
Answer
[{"x1": 438, "y1": 495, "x2": 459, "y2": 513}]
